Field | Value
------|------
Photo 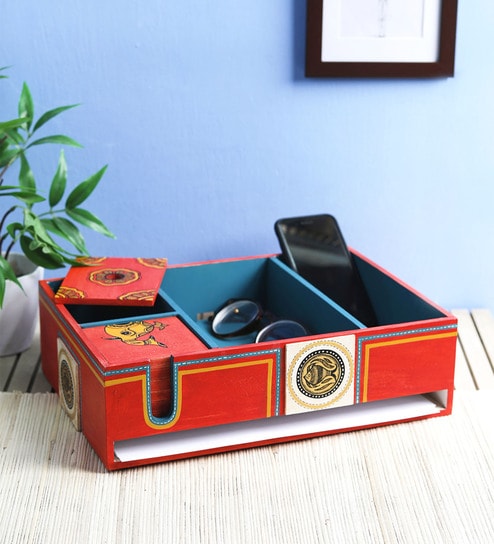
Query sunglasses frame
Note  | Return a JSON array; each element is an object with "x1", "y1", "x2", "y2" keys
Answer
[{"x1": 210, "y1": 299, "x2": 307, "y2": 343}]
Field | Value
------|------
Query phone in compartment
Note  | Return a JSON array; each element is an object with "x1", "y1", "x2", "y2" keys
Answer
[{"x1": 274, "y1": 214, "x2": 377, "y2": 327}]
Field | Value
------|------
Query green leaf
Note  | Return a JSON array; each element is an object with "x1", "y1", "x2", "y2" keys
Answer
[
  {"x1": 19, "y1": 235, "x2": 65, "y2": 269},
  {"x1": 0, "y1": 118, "x2": 29, "y2": 132},
  {"x1": 0, "y1": 185, "x2": 43, "y2": 202},
  {"x1": 0, "y1": 66, "x2": 12, "y2": 80},
  {"x1": 0, "y1": 254, "x2": 23, "y2": 283},
  {"x1": 23, "y1": 209, "x2": 58, "y2": 246},
  {"x1": 0, "y1": 147, "x2": 19, "y2": 169},
  {"x1": 66, "y1": 207, "x2": 115, "y2": 238},
  {"x1": 18, "y1": 83, "x2": 34, "y2": 131},
  {"x1": 18, "y1": 153, "x2": 36, "y2": 191},
  {"x1": 49, "y1": 150, "x2": 67, "y2": 207},
  {"x1": 32, "y1": 104, "x2": 80, "y2": 133},
  {"x1": 0, "y1": 184, "x2": 28, "y2": 191},
  {"x1": 0, "y1": 66, "x2": 12, "y2": 79},
  {"x1": 0, "y1": 190, "x2": 44, "y2": 204},
  {"x1": 42, "y1": 217, "x2": 88, "y2": 254},
  {"x1": 0, "y1": 255, "x2": 24, "y2": 307},
  {"x1": 26, "y1": 134, "x2": 83, "y2": 149},
  {"x1": 0, "y1": 135, "x2": 8, "y2": 152},
  {"x1": 6, "y1": 222, "x2": 23, "y2": 238},
  {"x1": 4, "y1": 128, "x2": 25, "y2": 146},
  {"x1": 23, "y1": 233, "x2": 80, "y2": 267},
  {"x1": 65, "y1": 165, "x2": 108, "y2": 209}
]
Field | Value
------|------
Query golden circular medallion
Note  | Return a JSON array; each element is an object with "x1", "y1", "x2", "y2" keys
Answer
[
  {"x1": 89, "y1": 268, "x2": 140, "y2": 286},
  {"x1": 296, "y1": 349, "x2": 345, "y2": 398},
  {"x1": 60, "y1": 358, "x2": 75, "y2": 411}
]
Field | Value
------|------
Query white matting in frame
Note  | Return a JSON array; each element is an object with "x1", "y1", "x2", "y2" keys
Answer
[{"x1": 321, "y1": 0, "x2": 443, "y2": 63}]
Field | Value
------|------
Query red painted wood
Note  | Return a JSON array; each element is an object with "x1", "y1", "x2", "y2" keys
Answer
[
  {"x1": 54, "y1": 257, "x2": 167, "y2": 306},
  {"x1": 38, "y1": 253, "x2": 457, "y2": 471}
]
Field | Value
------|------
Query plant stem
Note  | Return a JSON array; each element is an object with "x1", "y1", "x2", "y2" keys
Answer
[
  {"x1": 37, "y1": 209, "x2": 64, "y2": 218},
  {"x1": 3, "y1": 238, "x2": 16, "y2": 261},
  {"x1": 0, "y1": 205, "x2": 17, "y2": 230},
  {"x1": 0, "y1": 160, "x2": 12, "y2": 183},
  {"x1": 0, "y1": 134, "x2": 7, "y2": 183},
  {"x1": 0, "y1": 205, "x2": 17, "y2": 253}
]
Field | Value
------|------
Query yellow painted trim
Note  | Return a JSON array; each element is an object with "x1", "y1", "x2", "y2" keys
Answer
[
  {"x1": 42, "y1": 291, "x2": 277, "y2": 431},
  {"x1": 180, "y1": 358, "x2": 274, "y2": 417},
  {"x1": 362, "y1": 332, "x2": 457, "y2": 402},
  {"x1": 41, "y1": 294, "x2": 107, "y2": 387},
  {"x1": 106, "y1": 375, "x2": 144, "y2": 387},
  {"x1": 144, "y1": 359, "x2": 273, "y2": 429},
  {"x1": 105, "y1": 357, "x2": 274, "y2": 430}
]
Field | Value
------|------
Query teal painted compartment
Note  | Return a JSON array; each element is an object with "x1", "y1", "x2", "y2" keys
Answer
[
  {"x1": 46, "y1": 253, "x2": 448, "y2": 348},
  {"x1": 353, "y1": 254, "x2": 446, "y2": 326},
  {"x1": 161, "y1": 256, "x2": 363, "y2": 348}
]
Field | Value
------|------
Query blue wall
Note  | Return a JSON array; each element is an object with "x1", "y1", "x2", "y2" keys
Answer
[{"x1": 2, "y1": 1, "x2": 493, "y2": 312}]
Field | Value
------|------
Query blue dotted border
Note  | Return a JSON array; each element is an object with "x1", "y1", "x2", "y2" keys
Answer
[
  {"x1": 99, "y1": 347, "x2": 281, "y2": 426},
  {"x1": 355, "y1": 324, "x2": 457, "y2": 403}
]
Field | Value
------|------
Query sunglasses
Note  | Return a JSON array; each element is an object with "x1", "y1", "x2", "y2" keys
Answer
[{"x1": 210, "y1": 299, "x2": 308, "y2": 343}]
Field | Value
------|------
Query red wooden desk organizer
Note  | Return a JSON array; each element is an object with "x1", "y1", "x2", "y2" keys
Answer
[{"x1": 39, "y1": 252, "x2": 457, "y2": 470}]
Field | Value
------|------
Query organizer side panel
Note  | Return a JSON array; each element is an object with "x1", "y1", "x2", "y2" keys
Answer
[
  {"x1": 357, "y1": 321, "x2": 457, "y2": 404},
  {"x1": 39, "y1": 283, "x2": 61, "y2": 391},
  {"x1": 78, "y1": 344, "x2": 112, "y2": 466},
  {"x1": 103, "y1": 346, "x2": 282, "y2": 445}
]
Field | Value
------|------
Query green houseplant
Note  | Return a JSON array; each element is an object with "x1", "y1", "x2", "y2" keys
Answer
[{"x1": 0, "y1": 67, "x2": 114, "y2": 354}]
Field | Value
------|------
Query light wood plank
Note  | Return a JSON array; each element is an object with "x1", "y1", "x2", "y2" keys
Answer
[
  {"x1": 454, "y1": 338, "x2": 476, "y2": 391},
  {"x1": 28, "y1": 325, "x2": 51, "y2": 392},
  {"x1": 1, "y1": 390, "x2": 494, "y2": 543},
  {"x1": 5, "y1": 329, "x2": 41, "y2": 392},
  {"x1": 451, "y1": 309, "x2": 494, "y2": 390},
  {"x1": 0, "y1": 354, "x2": 16, "y2": 391},
  {"x1": 471, "y1": 308, "x2": 494, "y2": 369},
  {"x1": 30, "y1": 363, "x2": 52, "y2": 393}
]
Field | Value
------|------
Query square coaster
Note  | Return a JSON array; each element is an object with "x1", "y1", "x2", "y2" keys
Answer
[{"x1": 54, "y1": 257, "x2": 167, "y2": 306}]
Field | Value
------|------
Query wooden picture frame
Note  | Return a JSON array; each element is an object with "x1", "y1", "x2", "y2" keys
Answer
[{"x1": 306, "y1": 0, "x2": 458, "y2": 78}]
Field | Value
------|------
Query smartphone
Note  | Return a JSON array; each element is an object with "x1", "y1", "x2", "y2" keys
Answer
[{"x1": 274, "y1": 214, "x2": 377, "y2": 327}]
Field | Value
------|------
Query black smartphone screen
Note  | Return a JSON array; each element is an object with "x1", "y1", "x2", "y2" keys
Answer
[{"x1": 275, "y1": 215, "x2": 377, "y2": 327}]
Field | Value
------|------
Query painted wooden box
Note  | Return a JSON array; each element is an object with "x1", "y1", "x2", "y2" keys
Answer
[{"x1": 39, "y1": 252, "x2": 457, "y2": 470}]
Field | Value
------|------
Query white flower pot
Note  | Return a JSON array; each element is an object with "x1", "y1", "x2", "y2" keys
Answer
[{"x1": 0, "y1": 254, "x2": 44, "y2": 357}]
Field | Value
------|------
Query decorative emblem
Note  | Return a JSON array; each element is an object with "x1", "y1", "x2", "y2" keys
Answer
[
  {"x1": 55, "y1": 286, "x2": 86, "y2": 300},
  {"x1": 104, "y1": 320, "x2": 168, "y2": 348},
  {"x1": 119, "y1": 290, "x2": 156, "y2": 302},
  {"x1": 286, "y1": 336, "x2": 355, "y2": 415},
  {"x1": 57, "y1": 339, "x2": 81, "y2": 430},
  {"x1": 296, "y1": 348, "x2": 345, "y2": 399},
  {"x1": 60, "y1": 358, "x2": 75, "y2": 410},
  {"x1": 89, "y1": 268, "x2": 140, "y2": 286},
  {"x1": 137, "y1": 258, "x2": 168, "y2": 269},
  {"x1": 76, "y1": 256, "x2": 107, "y2": 266}
]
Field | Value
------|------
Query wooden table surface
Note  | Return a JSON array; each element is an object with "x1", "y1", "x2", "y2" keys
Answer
[{"x1": 1, "y1": 309, "x2": 493, "y2": 543}]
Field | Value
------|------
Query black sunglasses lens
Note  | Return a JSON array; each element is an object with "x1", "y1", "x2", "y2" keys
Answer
[
  {"x1": 256, "y1": 320, "x2": 307, "y2": 343},
  {"x1": 212, "y1": 300, "x2": 261, "y2": 337}
]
